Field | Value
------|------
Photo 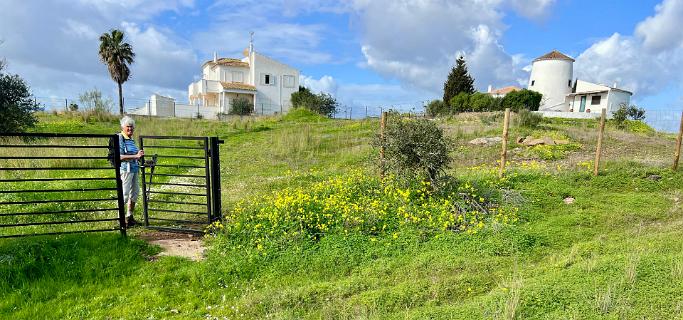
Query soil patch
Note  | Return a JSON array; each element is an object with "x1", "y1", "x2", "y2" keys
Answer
[{"x1": 136, "y1": 230, "x2": 206, "y2": 261}]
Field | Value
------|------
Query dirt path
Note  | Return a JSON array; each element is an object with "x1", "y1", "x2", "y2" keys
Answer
[{"x1": 135, "y1": 230, "x2": 206, "y2": 261}]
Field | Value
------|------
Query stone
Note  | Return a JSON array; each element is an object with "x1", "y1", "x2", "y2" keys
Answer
[
  {"x1": 563, "y1": 197, "x2": 575, "y2": 205},
  {"x1": 523, "y1": 138, "x2": 545, "y2": 146},
  {"x1": 646, "y1": 174, "x2": 661, "y2": 181},
  {"x1": 469, "y1": 138, "x2": 489, "y2": 145},
  {"x1": 554, "y1": 139, "x2": 569, "y2": 145},
  {"x1": 469, "y1": 137, "x2": 503, "y2": 146},
  {"x1": 542, "y1": 137, "x2": 556, "y2": 146}
]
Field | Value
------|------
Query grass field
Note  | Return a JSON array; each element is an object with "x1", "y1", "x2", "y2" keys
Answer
[{"x1": 1, "y1": 109, "x2": 682, "y2": 319}]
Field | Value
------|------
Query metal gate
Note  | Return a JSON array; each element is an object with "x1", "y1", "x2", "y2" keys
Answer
[
  {"x1": 139, "y1": 136, "x2": 222, "y2": 234},
  {"x1": 0, "y1": 133, "x2": 127, "y2": 238}
]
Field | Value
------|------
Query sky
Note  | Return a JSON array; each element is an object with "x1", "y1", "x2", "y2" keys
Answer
[{"x1": 1, "y1": 0, "x2": 683, "y2": 120}]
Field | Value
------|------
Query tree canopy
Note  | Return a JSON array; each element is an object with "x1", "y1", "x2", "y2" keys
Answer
[
  {"x1": 443, "y1": 56, "x2": 475, "y2": 104},
  {"x1": 291, "y1": 86, "x2": 338, "y2": 117},
  {"x1": 98, "y1": 29, "x2": 135, "y2": 115},
  {"x1": 500, "y1": 89, "x2": 543, "y2": 111},
  {"x1": 0, "y1": 64, "x2": 40, "y2": 133}
]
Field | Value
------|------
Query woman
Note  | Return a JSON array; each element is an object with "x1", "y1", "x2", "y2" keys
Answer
[{"x1": 118, "y1": 116, "x2": 144, "y2": 227}]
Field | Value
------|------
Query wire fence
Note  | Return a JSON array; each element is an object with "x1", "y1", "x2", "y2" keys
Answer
[{"x1": 378, "y1": 108, "x2": 683, "y2": 177}]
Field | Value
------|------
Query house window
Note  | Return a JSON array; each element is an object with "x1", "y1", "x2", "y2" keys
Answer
[
  {"x1": 283, "y1": 75, "x2": 295, "y2": 88},
  {"x1": 531, "y1": 80, "x2": 535, "y2": 86},
  {"x1": 261, "y1": 73, "x2": 274, "y2": 85},
  {"x1": 232, "y1": 71, "x2": 244, "y2": 83},
  {"x1": 591, "y1": 95, "x2": 601, "y2": 105}
]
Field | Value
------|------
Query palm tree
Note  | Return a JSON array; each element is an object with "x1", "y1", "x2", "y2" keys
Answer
[{"x1": 98, "y1": 29, "x2": 135, "y2": 115}]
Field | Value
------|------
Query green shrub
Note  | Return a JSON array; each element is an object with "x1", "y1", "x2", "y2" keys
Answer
[
  {"x1": 612, "y1": 104, "x2": 628, "y2": 128},
  {"x1": 376, "y1": 116, "x2": 451, "y2": 183},
  {"x1": 229, "y1": 97, "x2": 253, "y2": 115},
  {"x1": 613, "y1": 104, "x2": 647, "y2": 129},
  {"x1": 426, "y1": 99, "x2": 447, "y2": 117},
  {"x1": 291, "y1": 86, "x2": 338, "y2": 117},
  {"x1": 627, "y1": 105, "x2": 646, "y2": 120},
  {"x1": 449, "y1": 92, "x2": 470, "y2": 113},
  {"x1": 501, "y1": 89, "x2": 542, "y2": 111},
  {"x1": 0, "y1": 65, "x2": 40, "y2": 133},
  {"x1": 469, "y1": 92, "x2": 500, "y2": 112},
  {"x1": 514, "y1": 109, "x2": 544, "y2": 128}
]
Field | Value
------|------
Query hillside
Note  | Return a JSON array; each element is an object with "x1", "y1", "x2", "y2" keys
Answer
[{"x1": 1, "y1": 110, "x2": 682, "y2": 319}]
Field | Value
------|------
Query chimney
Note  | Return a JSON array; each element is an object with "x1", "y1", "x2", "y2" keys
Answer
[
  {"x1": 487, "y1": 85, "x2": 492, "y2": 93},
  {"x1": 249, "y1": 31, "x2": 254, "y2": 55},
  {"x1": 213, "y1": 52, "x2": 217, "y2": 63}
]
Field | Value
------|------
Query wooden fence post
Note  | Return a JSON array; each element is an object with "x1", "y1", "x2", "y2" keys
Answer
[
  {"x1": 498, "y1": 108, "x2": 511, "y2": 178},
  {"x1": 674, "y1": 111, "x2": 683, "y2": 171},
  {"x1": 594, "y1": 108, "x2": 607, "y2": 176},
  {"x1": 380, "y1": 111, "x2": 387, "y2": 179}
]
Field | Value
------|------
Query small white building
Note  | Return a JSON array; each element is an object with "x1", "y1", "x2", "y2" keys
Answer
[
  {"x1": 528, "y1": 50, "x2": 632, "y2": 117},
  {"x1": 566, "y1": 80, "x2": 632, "y2": 114},
  {"x1": 188, "y1": 40, "x2": 300, "y2": 115}
]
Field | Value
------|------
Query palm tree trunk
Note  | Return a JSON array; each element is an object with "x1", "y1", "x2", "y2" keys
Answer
[{"x1": 118, "y1": 81, "x2": 124, "y2": 115}]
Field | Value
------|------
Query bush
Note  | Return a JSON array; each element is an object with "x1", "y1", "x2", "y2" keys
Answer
[
  {"x1": 426, "y1": 99, "x2": 447, "y2": 117},
  {"x1": 376, "y1": 116, "x2": 451, "y2": 184},
  {"x1": 469, "y1": 92, "x2": 500, "y2": 112},
  {"x1": 501, "y1": 89, "x2": 542, "y2": 112},
  {"x1": 613, "y1": 104, "x2": 646, "y2": 129},
  {"x1": 612, "y1": 104, "x2": 628, "y2": 128},
  {"x1": 79, "y1": 88, "x2": 113, "y2": 113},
  {"x1": 514, "y1": 109, "x2": 544, "y2": 128},
  {"x1": 0, "y1": 65, "x2": 40, "y2": 133},
  {"x1": 627, "y1": 105, "x2": 646, "y2": 121},
  {"x1": 291, "y1": 86, "x2": 338, "y2": 117},
  {"x1": 449, "y1": 92, "x2": 470, "y2": 113},
  {"x1": 229, "y1": 97, "x2": 253, "y2": 115}
]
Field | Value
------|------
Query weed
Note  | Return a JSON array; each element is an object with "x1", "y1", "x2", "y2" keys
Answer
[{"x1": 596, "y1": 285, "x2": 613, "y2": 314}]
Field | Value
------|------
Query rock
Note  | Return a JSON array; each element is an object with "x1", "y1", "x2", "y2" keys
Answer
[
  {"x1": 563, "y1": 197, "x2": 575, "y2": 205},
  {"x1": 646, "y1": 174, "x2": 661, "y2": 181},
  {"x1": 469, "y1": 138, "x2": 489, "y2": 145},
  {"x1": 469, "y1": 137, "x2": 503, "y2": 146},
  {"x1": 522, "y1": 136, "x2": 568, "y2": 147},
  {"x1": 523, "y1": 138, "x2": 545, "y2": 146}
]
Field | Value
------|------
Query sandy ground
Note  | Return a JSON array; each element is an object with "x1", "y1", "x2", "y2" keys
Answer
[{"x1": 136, "y1": 231, "x2": 206, "y2": 261}]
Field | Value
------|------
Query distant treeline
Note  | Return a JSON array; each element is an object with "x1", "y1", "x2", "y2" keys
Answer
[{"x1": 427, "y1": 89, "x2": 542, "y2": 116}]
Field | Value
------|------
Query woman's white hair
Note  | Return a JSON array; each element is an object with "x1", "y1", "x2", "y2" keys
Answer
[{"x1": 120, "y1": 116, "x2": 135, "y2": 127}]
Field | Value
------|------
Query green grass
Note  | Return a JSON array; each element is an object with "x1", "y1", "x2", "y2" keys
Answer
[{"x1": 1, "y1": 111, "x2": 682, "y2": 318}]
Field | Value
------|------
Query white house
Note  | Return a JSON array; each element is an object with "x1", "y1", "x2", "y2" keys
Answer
[
  {"x1": 188, "y1": 40, "x2": 300, "y2": 115},
  {"x1": 528, "y1": 50, "x2": 632, "y2": 117}
]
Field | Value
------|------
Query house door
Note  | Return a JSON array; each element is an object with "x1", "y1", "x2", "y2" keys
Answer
[{"x1": 579, "y1": 96, "x2": 586, "y2": 112}]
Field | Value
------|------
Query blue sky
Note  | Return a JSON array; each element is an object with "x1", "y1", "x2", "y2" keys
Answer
[{"x1": 1, "y1": 0, "x2": 682, "y2": 120}]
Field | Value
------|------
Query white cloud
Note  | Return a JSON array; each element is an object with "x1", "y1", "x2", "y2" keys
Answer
[
  {"x1": 192, "y1": 1, "x2": 338, "y2": 65},
  {"x1": 575, "y1": 0, "x2": 683, "y2": 97},
  {"x1": 635, "y1": 0, "x2": 683, "y2": 51},
  {"x1": 351, "y1": 0, "x2": 530, "y2": 94},
  {"x1": 121, "y1": 22, "x2": 197, "y2": 88},
  {"x1": 508, "y1": 0, "x2": 556, "y2": 20},
  {"x1": 300, "y1": 75, "x2": 338, "y2": 96},
  {"x1": 0, "y1": 0, "x2": 197, "y2": 104}
]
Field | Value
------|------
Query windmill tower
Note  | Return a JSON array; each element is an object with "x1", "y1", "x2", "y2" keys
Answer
[{"x1": 528, "y1": 50, "x2": 574, "y2": 111}]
